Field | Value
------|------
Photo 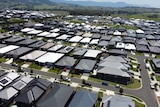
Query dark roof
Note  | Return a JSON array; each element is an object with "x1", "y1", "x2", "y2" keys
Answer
[
  {"x1": 0, "y1": 43, "x2": 7, "y2": 48},
  {"x1": 91, "y1": 34, "x2": 101, "y2": 39},
  {"x1": 4, "y1": 36, "x2": 25, "y2": 43},
  {"x1": 37, "y1": 84, "x2": 74, "y2": 107},
  {"x1": 17, "y1": 38, "x2": 37, "y2": 46},
  {"x1": 6, "y1": 47, "x2": 32, "y2": 58},
  {"x1": 98, "y1": 41, "x2": 108, "y2": 47},
  {"x1": 15, "y1": 78, "x2": 51, "y2": 106},
  {"x1": 55, "y1": 56, "x2": 76, "y2": 67},
  {"x1": 149, "y1": 46, "x2": 160, "y2": 54},
  {"x1": 136, "y1": 45, "x2": 149, "y2": 52},
  {"x1": 152, "y1": 58, "x2": 160, "y2": 68},
  {"x1": 73, "y1": 48, "x2": 87, "y2": 56},
  {"x1": 57, "y1": 46, "x2": 74, "y2": 54},
  {"x1": 0, "y1": 33, "x2": 12, "y2": 40},
  {"x1": 0, "y1": 70, "x2": 7, "y2": 77},
  {"x1": 68, "y1": 89, "x2": 98, "y2": 107},
  {"x1": 149, "y1": 41, "x2": 160, "y2": 47},
  {"x1": 136, "y1": 38, "x2": 148, "y2": 46},
  {"x1": 29, "y1": 41, "x2": 46, "y2": 48},
  {"x1": 108, "y1": 49, "x2": 127, "y2": 57}
]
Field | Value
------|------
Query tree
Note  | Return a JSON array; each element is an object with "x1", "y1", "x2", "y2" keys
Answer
[
  {"x1": 119, "y1": 88, "x2": 124, "y2": 95},
  {"x1": 30, "y1": 69, "x2": 33, "y2": 75},
  {"x1": 17, "y1": 65, "x2": 21, "y2": 72},
  {"x1": 82, "y1": 79, "x2": 86, "y2": 84}
]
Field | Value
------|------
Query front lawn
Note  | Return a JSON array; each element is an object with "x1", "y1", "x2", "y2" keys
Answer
[
  {"x1": 29, "y1": 63, "x2": 43, "y2": 70},
  {"x1": 88, "y1": 77, "x2": 141, "y2": 89},
  {"x1": 48, "y1": 67, "x2": 62, "y2": 74},
  {"x1": 0, "y1": 57, "x2": 7, "y2": 62}
]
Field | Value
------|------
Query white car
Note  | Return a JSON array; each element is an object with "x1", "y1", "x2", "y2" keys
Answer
[{"x1": 150, "y1": 83, "x2": 155, "y2": 89}]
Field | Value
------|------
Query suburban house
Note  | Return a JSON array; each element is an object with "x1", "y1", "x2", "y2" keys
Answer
[
  {"x1": 36, "y1": 84, "x2": 74, "y2": 107},
  {"x1": 102, "y1": 94, "x2": 135, "y2": 107},
  {"x1": 68, "y1": 89, "x2": 98, "y2": 107}
]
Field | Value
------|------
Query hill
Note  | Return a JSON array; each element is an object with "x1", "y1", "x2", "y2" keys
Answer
[{"x1": 51, "y1": 0, "x2": 149, "y2": 8}]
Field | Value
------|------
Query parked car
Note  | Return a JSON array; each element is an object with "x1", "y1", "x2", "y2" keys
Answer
[
  {"x1": 150, "y1": 83, "x2": 155, "y2": 89},
  {"x1": 115, "y1": 84, "x2": 121, "y2": 88},
  {"x1": 102, "y1": 81, "x2": 108, "y2": 86},
  {"x1": 11, "y1": 63, "x2": 18, "y2": 67},
  {"x1": 84, "y1": 82, "x2": 92, "y2": 86}
]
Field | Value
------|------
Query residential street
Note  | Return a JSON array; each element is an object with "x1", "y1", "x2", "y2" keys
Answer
[{"x1": 0, "y1": 55, "x2": 159, "y2": 107}]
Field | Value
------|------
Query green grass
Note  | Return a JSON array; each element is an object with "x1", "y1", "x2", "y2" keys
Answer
[
  {"x1": 70, "y1": 19, "x2": 82, "y2": 24},
  {"x1": 155, "y1": 75, "x2": 160, "y2": 81},
  {"x1": 98, "y1": 92, "x2": 103, "y2": 98},
  {"x1": 88, "y1": 77, "x2": 141, "y2": 89},
  {"x1": 29, "y1": 63, "x2": 43, "y2": 70},
  {"x1": 133, "y1": 99, "x2": 145, "y2": 107},
  {"x1": 0, "y1": 57, "x2": 6, "y2": 62},
  {"x1": 34, "y1": 4, "x2": 54, "y2": 10},
  {"x1": 135, "y1": 52, "x2": 144, "y2": 56},
  {"x1": 156, "y1": 55, "x2": 160, "y2": 58},
  {"x1": 131, "y1": 67, "x2": 138, "y2": 72},
  {"x1": 48, "y1": 67, "x2": 62, "y2": 74},
  {"x1": 12, "y1": 60, "x2": 24, "y2": 66},
  {"x1": 68, "y1": 73, "x2": 81, "y2": 78},
  {"x1": 95, "y1": 101, "x2": 101, "y2": 107}
]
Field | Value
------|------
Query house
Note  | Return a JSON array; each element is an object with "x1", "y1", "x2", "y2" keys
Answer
[
  {"x1": 69, "y1": 36, "x2": 83, "y2": 43},
  {"x1": 48, "y1": 44, "x2": 64, "y2": 52},
  {"x1": 80, "y1": 37, "x2": 91, "y2": 44},
  {"x1": 108, "y1": 49, "x2": 127, "y2": 57},
  {"x1": 20, "y1": 50, "x2": 46, "y2": 61},
  {"x1": 124, "y1": 44, "x2": 136, "y2": 51},
  {"x1": 45, "y1": 33, "x2": 59, "y2": 38},
  {"x1": 136, "y1": 38, "x2": 148, "y2": 46},
  {"x1": 21, "y1": 28, "x2": 35, "y2": 33},
  {"x1": 28, "y1": 41, "x2": 46, "y2": 49},
  {"x1": 37, "y1": 84, "x2": 74, "y2": 107},
  {"x1": 4, "y1": 36, "x2": 25, "y2": 44},
  {"x1": 97, "y1": 41, "x2": 108, "y2": 47},
  {"x1": 136, "y1": 45, "x2": 149, "y2": 52},
  {"x1": 15, "y1": 78, "x2": 52, "y2": 107},
  {"x1": 75, "y1": 59, "x2": 96, "y2": 73},
  {"x1": 40, "y1": 43, "x2": 54, "y2": 51},
  {"x1": 55, "y1": 56, "x2": 76, "y2": 69},
  {"x1": 0, "y1": 87, "x2": 18, "y2": 107},
  {"x1": 72, "y1": 48, "x2": 87, "y2": 58},
  {"x1": 149, "y1": 40, "x2": 160, "y2": 47},
  {"x1": 149, "y1": 46, "x2": 160, "y2": 54},
  {"x1": 0, "y1": 33, "x2": 12, "y2": 40},
  {"x1": 56, "y1": 34, "x2": 71, "y2": 41},
  {"x1": 151, "y1": 59, "x2": 160, "y2": 73},
  {"x1": 68, "y1": 89, "x2": 98, "y2": 107},
  {"x1": 35, "y1": 52, "x2": 64, "y2": 66},
  {"x1": 17, "y1": 38, "x2": 37, "y2": 46},
  {"x1": 100, "y1": 36, "x2": 111, "y2": 41},
  {"x1": 5, "y1": 47, "x2": 33, "y2": 58},
  {"x1": 96, "y1": 56, "x2": 132, "y2": 84},
  {"x1": 84, "y1": 49, "x2": 101, "y2": 59},
  {"x1": 57, "y1": 46, "x2": 74, "y2": 54},
  {"x1": 89, "y1": 39, "x2": 99, "y2": 45},
  {"x1": 102, "y1": 94, "x2": 135, "y2": 107},
  {"x1": 0, "y1": 45, "x2": 19, "y2": 56},
  {"x1": 37, "y1": 31, "x2": 50, "y2": 37},
  {"x1": 116, "y1": 42, "x2": 125, "y2": 49}
]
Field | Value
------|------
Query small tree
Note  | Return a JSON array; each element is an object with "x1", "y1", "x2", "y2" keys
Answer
[
  {"x1": 17, "y1": 65, "x2": 21, "y2": 72},
  {"x1": 119, "y1": 88, "x2": 124, "y2": 95},
  {"x1": 82, "y1": 79, "x2": 86, "y2": 84},
  {"x1": 30, "y1": 69, "x2": 33, "y2": 75}
]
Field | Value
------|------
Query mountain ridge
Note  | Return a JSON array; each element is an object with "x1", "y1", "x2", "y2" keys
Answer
[{"x1": 50, "y1": 0, "x2": 150, "y2": 8}]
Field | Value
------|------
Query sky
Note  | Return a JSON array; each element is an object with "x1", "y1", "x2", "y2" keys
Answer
[{"x1": 70, "y1": 0, "x2": 160, "y2": 8}]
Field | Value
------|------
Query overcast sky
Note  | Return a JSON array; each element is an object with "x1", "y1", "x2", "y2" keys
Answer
[{"x1": 70, "y1": 0, "x2": 160, "y2": 8}]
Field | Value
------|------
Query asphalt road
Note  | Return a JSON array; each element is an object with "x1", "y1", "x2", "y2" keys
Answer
[{"x1": 0, "y1": 56, "x2": 159, "y2": 107}]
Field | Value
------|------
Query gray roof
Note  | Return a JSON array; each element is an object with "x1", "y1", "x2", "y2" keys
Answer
[
  {"x1": 29, "y1": 41, "x2": 46, "y2": 48},
  {"x1": 57, "y1": 46, "x2": 74, "y2": 54},
  {"x1": 149, "y1": 41, "x2": 160, "y2": 47},
  {"x1": 75, "y1": 59, "x2": 96, "y2": 71},
  {"x1": 149, "y1": 46, "x2": 160, "y2": 54},
  {"x1": 100, "y1": 36, "x2": 111, "y2": 41},
  {"x1": 6, "y1": 47, "x2": 32, "y2": 57},
  {"x1": 136, "y1": 45, "x2": 149, "y2": 52},
  {"x1": 55, "y1": 56, "x2": 76, "y2": 67},
  {"x1": 40, "y1": 43, "x2": 54, "y2": 50},
  {"x1": 68, "y1": 89, "x2": 98, "y2": 107},
  {"x1": 37, "y1": 84, "x2": 74, "y2": 107},
  {"x1": 108, "y1": 49, "x2": 127, "y2": 56},
  {"x1": 98, "y1": 41, "x2": 108, "y2": 47},
  {"x1": 0, "y1": 70, "x2": 7, "y2": 77},
  {"x1": 4, "y1": 36, "x2": 25, "y2": 43},
  {"x1": 152, "y1": 58, "x2": 160, "y2": 68},
  {"x1": 0, "y1": 43, "x2": 7, "y2": 48},
  {"x1": 0, "y1": 87, "x2": 18, "y2": 100},
  {"x1": 91, "y1": 34, "x2": 101, "y2": 39},
  {"x1": 102, "y1": 94, "x2": 135, "y2": 107},
  {"x1": 17, "y1": 38, "x2": 37, "y2": 45},
  {"x1": 136, "y1": 38, "x2": 148, "y2": 46},
  {"x1": 73, "y1": 48, "x2": 87, "y2": 56},
  {"x1": 0, "y1": 33, "x2": 12, "y2": 39}
]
